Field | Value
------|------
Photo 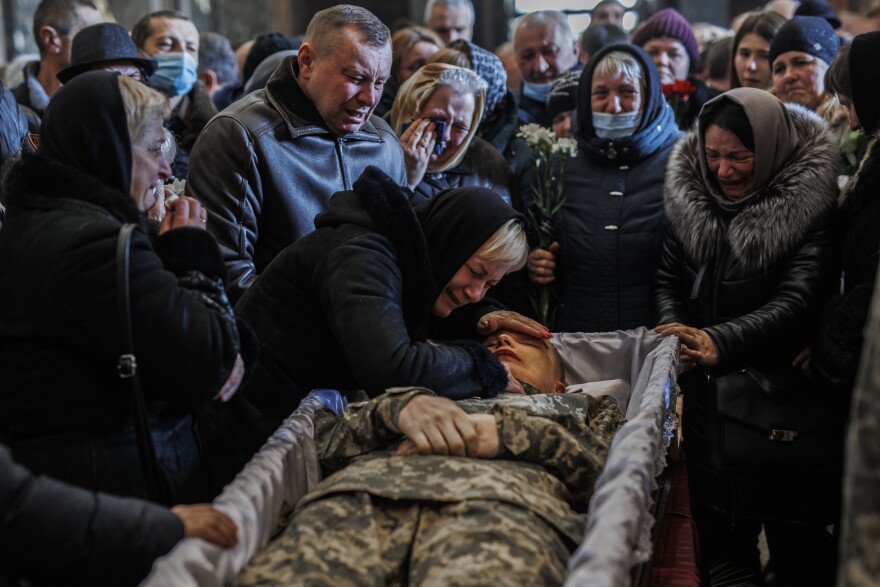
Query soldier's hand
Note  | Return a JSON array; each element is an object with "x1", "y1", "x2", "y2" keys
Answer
[
  {"x1": 468, "y1": 413, "x2": 499, "y2": 458},
  {"x1": 397, "y1": 394, "x2": 479, "y2": 457},
  {"x1": 395, "y1": 413, "x2": 498, "y2": 458}
]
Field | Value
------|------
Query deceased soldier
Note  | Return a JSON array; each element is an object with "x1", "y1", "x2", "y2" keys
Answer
[{"x1": 235, "y1": 331, "x2": 625, "y2": 586}]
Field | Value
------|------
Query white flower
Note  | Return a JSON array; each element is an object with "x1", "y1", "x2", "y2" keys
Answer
[
  {"x1": 551, "y1": 138, "x2": 578, "y2": 158},
  {"x1": 517, "y1": 123, "x2": 556, "y2": 152}
]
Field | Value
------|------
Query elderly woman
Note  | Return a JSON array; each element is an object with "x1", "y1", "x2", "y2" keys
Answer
[
  {"x1": 0, "y1": 71, "x2": 254, "y2": 504},
  {"x1": 770, "y1": 16, "x2": 862, "y2": 176},
  {"x1": 430, "y1": 39, "x2": 519, "y2": 153},
  {"x1": 653, "y1": 88, "x2": 840, "y2": 584},
  {"x1": 235, "y1": 168, "x2": 545, "y2": 440},
  {"x1": 631, "y1": 7, "x2": 716, "y2": 128},
  {"x1": 374, "y1": 26, "x2": 442, "y2": 118},
  {"x1": 525, "y1": 45, "x2": 681, "y2": 331},
  {"x1": 730, "y1": 10, "x2": 786, "y2": 90},
  {"x1": 391, "y1": 62, "x2": 512, "y2": 205},
  {"x1": 809, "y1": 32, "x2": 880, "y2": 398}
]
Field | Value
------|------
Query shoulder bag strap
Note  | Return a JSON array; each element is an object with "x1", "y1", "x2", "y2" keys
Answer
[{"x1": 116, "y1": 223, "x2": 172, "y2": 505}]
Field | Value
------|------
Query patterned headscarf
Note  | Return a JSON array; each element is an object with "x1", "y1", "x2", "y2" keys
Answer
[{"x1": 447, "y1": 39, "x2": 507, "y2": 115}]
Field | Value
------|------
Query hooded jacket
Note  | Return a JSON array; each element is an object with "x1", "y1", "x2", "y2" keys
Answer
[
  {"x1": 522, "y1": 45, "x2": 681, "y2": 332},
  {"x1": 653, "y1": 102, "x2": 839, "y2": 371},
  {"x1": 235, "y1": 167, "x2": 513, "y2": 433},
  {"x1": 0, "y1": 72, "x2": 254, "y2": 502},
  {"x1": 187, "y1": 56, "x2": 408, "y2": 304}
]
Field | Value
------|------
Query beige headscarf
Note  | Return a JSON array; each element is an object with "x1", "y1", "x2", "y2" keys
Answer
[
  {"x1": 390, "y1": 62, "x2": 486, "y2": 173},
  {"x1": 697, "y1": 87, "x2": 799, "y2": 212}
]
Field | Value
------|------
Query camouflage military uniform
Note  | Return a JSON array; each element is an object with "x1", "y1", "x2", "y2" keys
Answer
[
  {"x1": 838, "y1": 273, "x2": 880, "y2": 587},
  {"x1": 235, "y1": 389, "x2": 624, "y2": 586}
]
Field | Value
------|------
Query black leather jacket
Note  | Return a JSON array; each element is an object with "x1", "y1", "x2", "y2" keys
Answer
[
  {"x1": 187, "y1": 57, "x2": 407, "y2": 303},
  {"x1": 653, "y1": 104, "x2": 839, "y2": 372}
]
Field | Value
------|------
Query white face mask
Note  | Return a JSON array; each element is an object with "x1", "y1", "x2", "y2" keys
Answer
[{"x1": 592, "y1": 110, "x2": 642, "y2": 140}]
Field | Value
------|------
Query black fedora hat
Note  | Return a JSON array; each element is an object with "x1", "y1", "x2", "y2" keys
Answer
[{"x1": 58, "y1": 23, "x2": 157, "y2": 84}]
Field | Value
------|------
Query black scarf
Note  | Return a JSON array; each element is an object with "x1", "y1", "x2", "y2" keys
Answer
[
  {"x1": 37, "y1": 70, "x2": 132, "y2": 195},
  {"x1": 415, "y1": 187, "x2": 524, "y2": 298}
]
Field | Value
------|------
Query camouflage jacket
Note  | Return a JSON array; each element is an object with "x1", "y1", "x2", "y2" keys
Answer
[{"x1": 300, "y1": 388, "x2": 625, "y2": 546}]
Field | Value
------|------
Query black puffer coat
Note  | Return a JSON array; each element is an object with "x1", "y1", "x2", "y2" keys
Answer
[
  {"x1": 523, "y1": 45, "x2": 681, "y2": 332},
  {"x1": 236, "y1": 168, "x2": 511, "y2": 431},
  {"x1": 0, "y1": 155, "x2": 253, "y2": 502}
]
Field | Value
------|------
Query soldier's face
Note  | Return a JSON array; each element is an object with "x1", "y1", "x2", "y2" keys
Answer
[{"x1": 483, "y1": 330, "x2": 565, "y2": 394}]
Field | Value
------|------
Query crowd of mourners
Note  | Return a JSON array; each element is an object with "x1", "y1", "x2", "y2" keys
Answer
[{"x1": 0, "y1": 0, "x2": 879, "y2": 585}]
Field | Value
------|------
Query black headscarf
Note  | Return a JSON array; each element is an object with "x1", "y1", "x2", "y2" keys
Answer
[
  {"x1": 415, "y1": 187, "x2": 523, "y2": 295},
  {"x1": 850, "y1": 31, "x2": 880, "y2": 135},
  {"x1": 577, "y1": 43, "x2": 680, "y2": 164},
  {"x1": 38, "y1": 70, "x2": 132, "y2": 195}
]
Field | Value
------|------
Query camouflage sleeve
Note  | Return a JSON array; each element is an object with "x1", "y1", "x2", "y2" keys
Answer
[
  {"x1": 491, "y1": 397, "x2": 624, "y2": 509},
  {"x1": 314, "y1": 387, "x2": 434, "y2": 470}
]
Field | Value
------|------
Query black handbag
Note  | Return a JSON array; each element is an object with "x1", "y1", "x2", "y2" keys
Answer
[
  {"x1": 116, "y1": 223, "x2": 174, "y2": 505},
  {"x1": 709, "y1": 367, "x2": 845, "y2": 473}
]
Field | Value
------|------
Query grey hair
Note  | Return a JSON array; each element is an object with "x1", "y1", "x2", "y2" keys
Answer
[
  {"x1": 117, "y1": 75, "x2": 171, "y2": 143},
  {"x1": 514, "y1": 10, "x2": 574, "y2": 46},
  {"x1": 438, "y1": 67, "x2": 487, "y2": 95},
  {"x1": 423, "y1": 0, "x2": 475, "y2": 25},
  {"x1": 593, "y1": 50, "x2": 643, "y2": 88},
  {"x1": 304, "y1": 5, "x2": 390, "y2": 54},
  {"x1": 198, "y1": 32, "x2": 238, "y2": 85},
  {"x1": 475, "y1": 218, "x2": 529, "y2": 272}
]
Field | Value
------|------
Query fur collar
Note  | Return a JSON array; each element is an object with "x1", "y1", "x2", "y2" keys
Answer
[
  {"x1": 353, "y1": 166, "x2": 436, "y2": 339},
  {"x1": 3, "y1": 153, "x2": 142, "y2": 225},
  {"x1": 664, "y1": 103, "x2": 838, "y2": 272}
]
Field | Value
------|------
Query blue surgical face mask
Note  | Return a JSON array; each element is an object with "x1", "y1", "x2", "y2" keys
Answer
[
  {"x1": 522, "y1": 80, "x2": 553, "y2": 103},
  {"x1": 148, "y1": 52, "x2": 198, "y2": 97},
  {"x1": 592, "y1": 110, "x2": 642, "y2": 140}
]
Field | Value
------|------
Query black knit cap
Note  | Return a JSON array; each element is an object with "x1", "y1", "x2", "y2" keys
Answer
[
  {"x1": 769, "y1": 16, "x2": 840, "y2": 67},
  {"x1": 547, "y1": 70, "x2": 580, "y2": 120},
  {"x1": 794, "y1": 0, "x2": 842, "y2": 29},
  {"x1": 57, "y1": 23, "x2": 157, "y2": 84},
  {"x1": 415, "y1": 187, "x2": 523, "y2": 295}
]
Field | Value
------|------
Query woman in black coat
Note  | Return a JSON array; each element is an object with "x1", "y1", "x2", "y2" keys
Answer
[
  {"x1": 235, "y1": 166, "x2": 545, "y2": 440},
  {"x1": 653, "y1": 88, "x2": 840, "y2": 585},
  {"x1": 0, "y1": 71, "x2": 255, "y2": 503},
  {"x1": 0, "y1": 444, "x2": 236, "y2": 586},
  {"x1": 809, "y1": 32, "x2": 880, "y2": 395}
]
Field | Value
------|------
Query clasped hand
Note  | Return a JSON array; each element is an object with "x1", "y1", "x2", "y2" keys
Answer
[
  {"x1": 655, "y1": 322, "x2": 719, "y2": 371},
  {"x1": 395, "y1": 394, "x2": 499, "y2": 459}
]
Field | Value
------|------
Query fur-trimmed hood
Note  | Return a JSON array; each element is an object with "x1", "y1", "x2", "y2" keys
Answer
[
  {"x1": 664, "y1": 103, "x2": 838, "y2": 272},
  {"x1": 2, "y1": 153, "x2": 143, "y2": 225}
]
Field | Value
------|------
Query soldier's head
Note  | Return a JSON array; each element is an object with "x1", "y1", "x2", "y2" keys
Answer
[{"x1": 483, "y1": 330, "x2": 566, "y2": 394}]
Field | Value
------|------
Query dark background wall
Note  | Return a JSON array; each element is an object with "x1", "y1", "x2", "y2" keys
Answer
[{"x1": 0, "y1": 0, "x2": 861, "y2": 64}]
